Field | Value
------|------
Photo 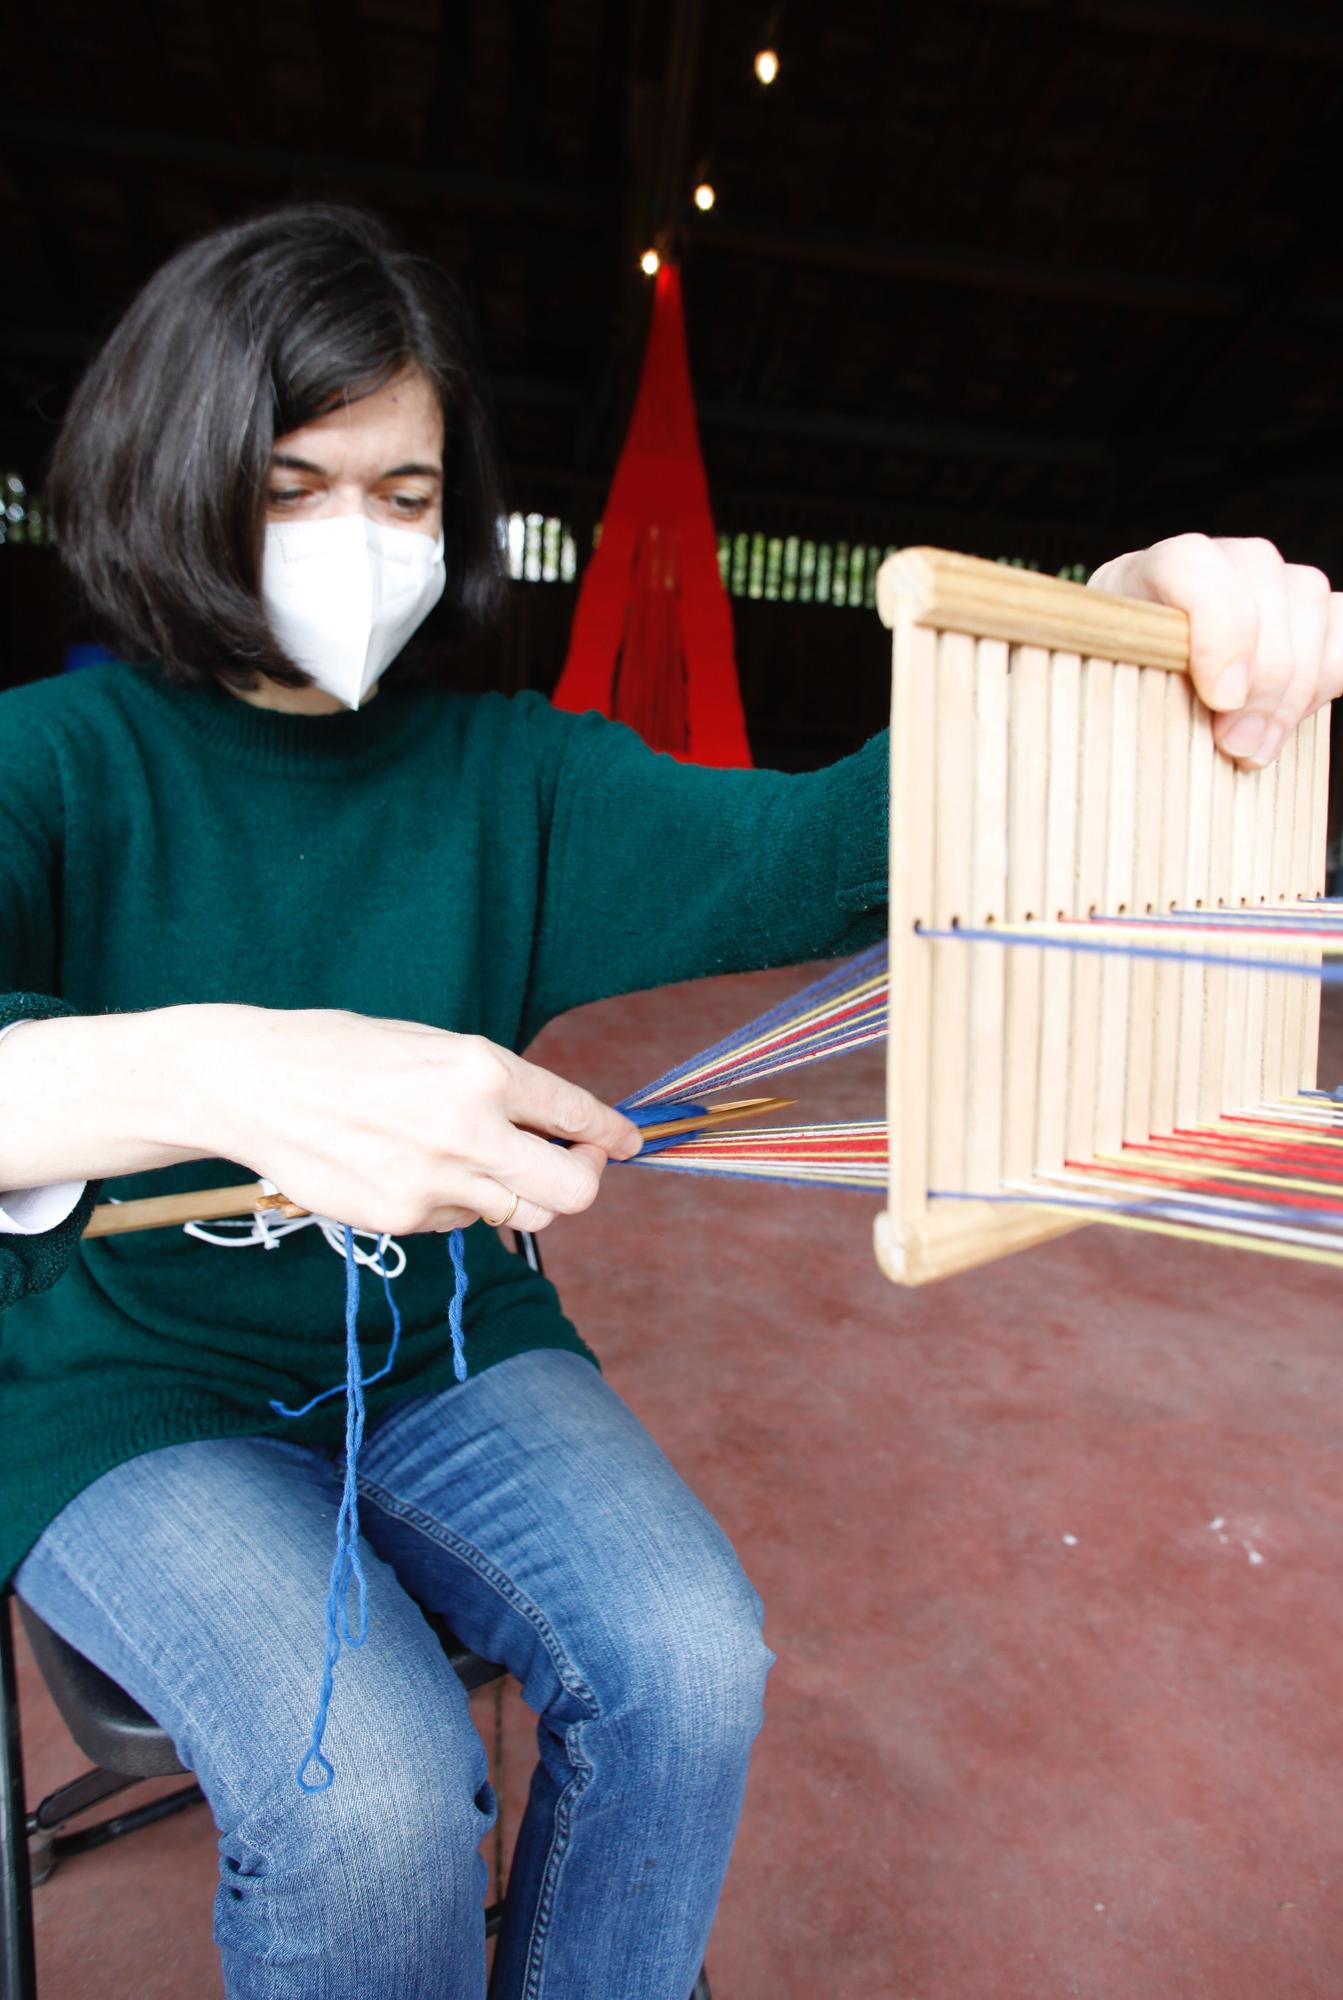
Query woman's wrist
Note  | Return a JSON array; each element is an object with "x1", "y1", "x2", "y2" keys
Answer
[
  {"x1": 149, "y1": 1002, "x2": 276, "y2": 1166},
  {"x1": 0, "y1": 1003, "x2": 264, "y2": 1186}
]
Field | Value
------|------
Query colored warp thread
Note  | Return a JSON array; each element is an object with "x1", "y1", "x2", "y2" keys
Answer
[
  {"x1": 619, "y1": 939, "x2": 888, "y2": 1110},
  {"x1": 623, "y1": 1097, "x2": 709, "y2": 1156},
  {"x1": 917, "y1": 923, "x2": 1343, "y2": 981},
  {"x1": 616, "y1": 921, "x2": 1343, "y2": 1267},
  {"x1": 283, "y1": 1222, "x2": 469, "y2": 1791}
]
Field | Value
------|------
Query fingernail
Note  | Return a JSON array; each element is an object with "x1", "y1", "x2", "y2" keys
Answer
[
  {"x1": 618, "y1": 1129, "x2": 643, "y2": 1159},
  {"x1": 1247, "y1": 721, "x2": 1284, "y2": 768},
  {"x1": 1220, "y1": 711, "x2": 1267, "y2": 757},
  {"x1": 1212, "y1": 660, "x2": 1249, "y2": 709}
]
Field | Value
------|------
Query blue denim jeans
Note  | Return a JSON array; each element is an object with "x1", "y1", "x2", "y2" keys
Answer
[{"x1": 16, "y1": 1349, "x2": 774, "y2": 1999}]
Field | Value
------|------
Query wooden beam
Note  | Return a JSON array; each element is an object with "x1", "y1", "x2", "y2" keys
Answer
[{"x1": 683, "y1": 214, "x2": 1249, "y2": 315}]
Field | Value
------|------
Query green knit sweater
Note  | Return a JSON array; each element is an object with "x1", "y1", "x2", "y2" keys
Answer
[{"x1": 0, "y1": 662, "x2": 888, "y2": 1583}]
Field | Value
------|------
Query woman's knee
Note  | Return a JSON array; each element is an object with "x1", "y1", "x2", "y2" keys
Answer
[
  {"x1": 600, "y1": 1546, "x2": 776, "y2": 1764},
  {"x1": 214, "y1": 1673, "x2": 494, "y2": 1988}
]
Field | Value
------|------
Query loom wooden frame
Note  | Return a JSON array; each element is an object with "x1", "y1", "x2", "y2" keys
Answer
[{"x1": 872, "y1": 548, "x2": 1331, "y2": 1287}]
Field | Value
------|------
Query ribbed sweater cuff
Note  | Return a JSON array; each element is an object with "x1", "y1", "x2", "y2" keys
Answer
[{"x1": 831, "y1": 729, "x2": 889, "y2": 914}]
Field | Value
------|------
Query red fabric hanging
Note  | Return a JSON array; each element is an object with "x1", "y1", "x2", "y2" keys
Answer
[{"x1": 551, "y1": 263, "x2": 753, "y2": 767}]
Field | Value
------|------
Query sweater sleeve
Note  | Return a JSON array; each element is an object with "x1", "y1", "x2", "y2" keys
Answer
[
  {"x1": 0, "y1": 703, "x2": 99, "y2": 1309},
  {"x1": 521, "y1": 702, "x2": 888, "y2": 1041}
]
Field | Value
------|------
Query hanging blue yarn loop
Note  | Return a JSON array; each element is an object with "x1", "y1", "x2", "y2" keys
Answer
[
  {"x1": 294, "y1": 1224, "x2": 369, "y2": 1794},
  {"x1": 281, "y1": 1222, "x2": 471, "y2": 1790}
]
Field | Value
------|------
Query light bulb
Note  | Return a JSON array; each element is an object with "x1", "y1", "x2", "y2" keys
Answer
[
  {"x1": 754, "y1": 47, "x2": 779, "y2": 84},
  {"x1": 693, "y1": 182, "x2": 716, "y2": 212},
  {"x1": 640, "y1": 248, "x2": 660, "y2": 277}
]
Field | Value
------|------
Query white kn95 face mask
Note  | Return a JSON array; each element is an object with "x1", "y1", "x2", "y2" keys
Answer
[{"x1": 261, "y1": 514, "x2": 447, "y2": 710}]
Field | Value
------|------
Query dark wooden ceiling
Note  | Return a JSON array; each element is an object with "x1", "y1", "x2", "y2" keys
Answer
[{"x1": 5, "y1": 0, "x2": 1343, "y2": 573}]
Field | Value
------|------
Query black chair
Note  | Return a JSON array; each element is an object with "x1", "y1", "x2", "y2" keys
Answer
[{"x1": 0, "y1": 1229, "x2": 712, "y2": 2000}]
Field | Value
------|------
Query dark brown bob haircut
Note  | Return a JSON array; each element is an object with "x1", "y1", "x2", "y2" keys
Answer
[{"x1": 46, "y1": 202, "x2": 506, "y2": 688}]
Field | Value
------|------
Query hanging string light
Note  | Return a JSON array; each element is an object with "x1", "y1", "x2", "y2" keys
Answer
[
  {"x1": 640, "y1": 247, "x2": 661, "y2": 277},
  {"x1": 693, "y1": 181, "x2": 716, "y2": 212},
  {"x1": 754, "y1": 47, "x2": 780, "y2": 85}
]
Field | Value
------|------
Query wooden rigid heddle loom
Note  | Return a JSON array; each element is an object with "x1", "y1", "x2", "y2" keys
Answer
[
  {"x1": 876, "y1": 548, "x2": 1333, "y2": 1285},
  {"x1": 88, "y1": 549, "x2": 1342, "y2": 1288}
]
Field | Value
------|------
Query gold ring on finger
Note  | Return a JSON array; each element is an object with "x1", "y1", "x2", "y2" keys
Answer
[{"x1": 481, "y1": 1187, "x2": 521, "y2": 1230}]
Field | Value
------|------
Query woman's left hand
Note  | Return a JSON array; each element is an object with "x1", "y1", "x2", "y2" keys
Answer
[{"x1": 1089, "y1": 535, "x2": 1343, "y2": 768}]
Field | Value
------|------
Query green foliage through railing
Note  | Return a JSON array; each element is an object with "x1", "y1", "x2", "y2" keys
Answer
[{"x1": 3, "y1": 482, "x2": 1090, "y2": 599}]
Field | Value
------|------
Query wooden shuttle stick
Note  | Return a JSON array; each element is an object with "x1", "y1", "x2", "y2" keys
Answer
[{"x1": 82, "y1": 1096, "x2": 797, "y2": 1239}]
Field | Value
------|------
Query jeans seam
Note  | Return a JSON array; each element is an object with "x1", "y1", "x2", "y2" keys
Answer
[
  {"x1": 522, "y1": 1726, "x2": 591, "y2": 2000},
  {"x1": 355, "y1": 1474, "x2": 600, "y2": 1996},
  {"x1": 355, "y1": 1475, "x2": 601, "y2": 1713}
]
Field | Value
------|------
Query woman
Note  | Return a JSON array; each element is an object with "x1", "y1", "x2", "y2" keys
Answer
[{"x1": 1, "y1": 204, "x2": 1337, "y2": 2000}]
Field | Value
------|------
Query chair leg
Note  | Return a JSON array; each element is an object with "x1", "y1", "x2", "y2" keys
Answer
[
  {"x1": 0, "y1": 1600, "x2": 38, "y2": 2000},
  {"x1": 28, "y1": 1765, "x2": 134, "y2": 1834},
  {"x1": 34, "y1": 1783, "x2": 205, "y2": 1880}
]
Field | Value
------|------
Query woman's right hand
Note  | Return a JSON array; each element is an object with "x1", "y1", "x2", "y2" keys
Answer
[{"x1": 204, "y1": 1005, "x2": 643, "y2": 1237}]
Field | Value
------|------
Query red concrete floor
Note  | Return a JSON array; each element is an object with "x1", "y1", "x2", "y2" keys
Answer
[{"x1": 14, "y1": 966, "x2": 1343, "y2": 1998}]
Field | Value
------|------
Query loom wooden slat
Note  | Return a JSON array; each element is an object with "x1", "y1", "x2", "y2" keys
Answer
[
  {"x1": 1097, "y1": 662, "x2": 1138, "y2": 1156},
  {"x1": 1313, "y1": 707, "x2": 1331, "y2": 898},
  {"x1": 1293, "y1": 714, "x2": 1318, "y2": 1087},
  {"x1": 1264, "y1": 726, "x2": 1298, "y2": 1104},
  {"x1": 965, "y1": 640, "x2": 1010, "y2": 1191},
  {"x1": 928, "y1": 632, "x2": 975, "y2": 1199},
  {"x1": 1294, "y1": 709, "x2": 1326, "y2": 1090},
  {"x1": 874, "y1": 607, "x2": 936, "y2": 1279},
  {"x1": 1242, "y1": 759, "x2": 1275, "y2": 1111},
  {"x1": 1292, "y1": 720, "x2": 1316, "y2": 1091},
  {"x1": 1178, "y1": 696, "x2": 1213, "y2": 1130},
  {"x1": 1066, "y1": 660, "x2": 1112, "y2": 1165},
  {"x1": 1222, "y1": 750, "x2": 1256, "y2": 1110},
  {"x1": 1035, "y1": 651, "x2": 1081, "y2": 1176},
  {"x1": 1280, "y1": 722, "x2": 1306, "y2": 1094},
  {"x1": 875, "y1": 547, "x2": 1331, "y2": 1286},
  {"x1": 1002, "y1": 646, "x2": 1050, "y2": 1184},
  {"x1": 1150, "y1": 671, "x2": 1191, "y2": 1140},
  {"x1": 1125, "y1": 665, "x2": 1166, "y2": 1143},
  {"x1": 1198, "y1": 737, "x2": 1235, "y2": 1124},
  {"x1": 1300, "y1": 709, "x2": 1331, "y2": 1092}
]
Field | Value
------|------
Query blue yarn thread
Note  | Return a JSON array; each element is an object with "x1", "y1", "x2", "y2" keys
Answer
[
  {"x1": 917, "y1": 924, "x2": 1343, "y2": 983},
  {"x1": 447, "y1": 1226, "x2": 469, "y2": 1382},
  {"x1": 294, "y1": 1224, "x2": 370, "y2": 1793},
  {"x1": 280, "y1": 1224, "x2": 470, "y2": 1791},
  {"x1": 269, "y1": 1238, "x2": 403, "y2": 1421}
]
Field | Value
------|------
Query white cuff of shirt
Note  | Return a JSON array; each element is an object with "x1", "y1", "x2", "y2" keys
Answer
[{"x1": 0, "y1": 1019, "x2": 87, "y2": 1235}]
